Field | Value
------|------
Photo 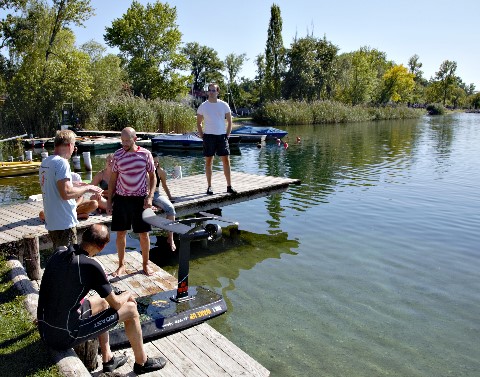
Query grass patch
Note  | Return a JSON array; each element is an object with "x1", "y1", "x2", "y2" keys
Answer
[{"x1": 0, "y1": 255, "x2": 61, "y2": 377}]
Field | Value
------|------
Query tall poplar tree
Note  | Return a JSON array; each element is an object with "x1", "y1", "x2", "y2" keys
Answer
[{"x1": 264, "y1": 3, "x2": 284, "y2": 101}]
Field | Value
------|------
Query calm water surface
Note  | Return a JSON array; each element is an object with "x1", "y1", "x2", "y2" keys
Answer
[{"x1": 1, "y1": 113, "x2": 479, "y2": 376}]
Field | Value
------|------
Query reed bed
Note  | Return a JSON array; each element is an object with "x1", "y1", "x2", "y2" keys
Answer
[
  {"x1": 87, "y1": 96, "x2": 196, "y2": 133},
  {"x1": 254, "y1": 100, "x2": 425, "y2": 126}
]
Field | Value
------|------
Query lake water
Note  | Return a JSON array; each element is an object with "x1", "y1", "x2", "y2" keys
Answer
[{"x1": 1, "y1": 113, "x2": 479, "y2": 376}]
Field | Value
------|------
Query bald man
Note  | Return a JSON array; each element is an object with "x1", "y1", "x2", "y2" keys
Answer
[
  {"x1": 106, "y1": 127, "x2": 157, "y2": 276},
  {"x1": 37, "y1": 224, "x2": 166, "y2": 374}
]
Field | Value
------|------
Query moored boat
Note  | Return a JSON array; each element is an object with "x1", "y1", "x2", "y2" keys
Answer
[
  {"x1": 23, "y1": 138, "x2": 54, "y2": 149},
  {"x1": 0, "y1": 160, "x2": 41, "y2": 178},
  {"x1": 231, "y1": 125, "x2": 288, "y2": 142},
  {"x1": 76, "y1": 137, "x2": 122, "y2": 152},
  {"x1": 152, "y1": 132, "x2": 241, "y2": 150}
]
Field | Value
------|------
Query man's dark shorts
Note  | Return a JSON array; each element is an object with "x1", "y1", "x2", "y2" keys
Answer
[
  {"x1": 39, "y1": 300, "x2": 119, "y2": 350},
  {"x1": 111, "y1": 195, "x2": 151, "y2": 233},
  {"x1": 49, "y1": 227, "x2": 77, "y2": 249},
  {"x1": 203, "y1": 134, "x2": 230, "y2": 157},
  {"x1": 74, "y1": 300, "x2": 119, "y2": 347}
]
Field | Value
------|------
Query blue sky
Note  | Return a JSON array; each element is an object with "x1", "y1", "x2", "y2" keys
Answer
[{"x1": 71, "y1": 0, "x2": 479, "y2": 89}]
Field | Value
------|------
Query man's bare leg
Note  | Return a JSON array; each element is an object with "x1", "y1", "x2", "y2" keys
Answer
[
  {"x1": 205, "y1": 156, "x2": 214, "y2": 187},
  {"x1": 88, "y1": 296, "x2": 113, "y2": 362},
  {"x1": 117, "y1": 300, "x2": 148, "y2": 365},
  {"x1": 113, "y1": 230, "x2": 127, "y2": 276},
  {"x1": 138, "y1": 232, "x2": 152, "y2": 275},
  {"x1": 221, "y1": 155, "x2": 232, "y2": 186},
  {"x1": 166, "y1": 215, "x2": 176, "y2": 252}
]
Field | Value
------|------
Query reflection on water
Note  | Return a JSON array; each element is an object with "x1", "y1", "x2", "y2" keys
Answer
[{"x1": 2, "y1": 114, "x2": 480, "y2": 376}]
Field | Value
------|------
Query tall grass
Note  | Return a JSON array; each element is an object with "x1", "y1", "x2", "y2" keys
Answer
[
  {"x1": 0, "y1": 255, "x2": 61, "y2": 377},
  {"x1": 254, "y1": 100, "x2": 425, "y2": 126},
  {"x1": 87, "y1": 95, "x2": 196, "y2": 133}
]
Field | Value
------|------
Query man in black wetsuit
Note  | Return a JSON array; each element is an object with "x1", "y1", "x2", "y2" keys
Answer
[{"x1": 37, "y1": 224, "x2": 166, "y2": 374}]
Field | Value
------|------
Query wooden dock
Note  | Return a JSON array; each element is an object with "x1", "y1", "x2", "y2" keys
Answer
[
  {"x1": 7, "y1": 243, "x2": 270, "y2": 376},
  {"x1": 0, "y1": 171, "x2": 300, "y2": 252},
  {"x1": 89, "y1": 250, "x2": 270, "y2": 376},
  {"x1": 1, "y1": 171, "x2": 300, "y2": 376}
]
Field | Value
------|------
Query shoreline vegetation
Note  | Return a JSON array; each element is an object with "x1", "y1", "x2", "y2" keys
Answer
[
  {"x1": 252, "y1": 100, "x2": 425, "y2": 126},
  {"x1": 77, "y1": 96, "x2": 425, "y2": 136}
]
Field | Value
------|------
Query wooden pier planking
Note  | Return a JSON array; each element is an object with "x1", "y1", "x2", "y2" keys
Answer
[
  {"x1": 0, "y1": 171, "x2": 300, "y2": 252},
  {"x1": 1, "y1": 171, "x2": 294, "y2": 375},
  {"x1": 88, "y1": 250, "x2": 269, "y2": 376}
]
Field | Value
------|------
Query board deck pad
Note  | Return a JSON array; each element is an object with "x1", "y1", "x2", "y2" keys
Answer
[{"x1": 109, "y1": 286, "x2": 227, "y2": 347}]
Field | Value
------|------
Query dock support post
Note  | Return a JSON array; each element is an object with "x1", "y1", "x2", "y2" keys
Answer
[
  {"x1": 24, "y1": 234, "x2": 41, "y2": 280},
  {"x1": 73, "y1": 338, "x2": 99, "y2": 371}
]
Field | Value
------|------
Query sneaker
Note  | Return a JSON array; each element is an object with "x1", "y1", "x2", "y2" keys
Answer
[
  {"x1": 133, "y1": 356, "x2": 167, "y2": 374},
  {"x1": 103, "y1": 353, "x2": 128, "y2": 372},
  {"x1": 227, "y1": 186, "x2": 238, "y2": 195},
  {"x1": 206, "y1": 186, "x2": 214, "y2": 195}
]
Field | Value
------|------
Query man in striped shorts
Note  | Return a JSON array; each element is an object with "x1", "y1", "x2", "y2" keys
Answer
[{"x1": 106, "y1": 127, "x2": 157, "y2": 276}]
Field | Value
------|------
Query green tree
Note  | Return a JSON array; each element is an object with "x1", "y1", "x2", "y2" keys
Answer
[
  {"x1": 434, "y1": 60, "x2": 458, "y2": 106},
  {"x1": 44, "y1": 0, "x2": 93, "y2": 66},
  {"x1": 283, "y1": 35, "x2": 338, "y2": 101},
  {"x1": 314, "y1": 35, "x2": 338, "y2": 100},
  {"x1": 0, "y1": 0, "x2": 28, "y2": 52},
  {"x1": 469, "y1": 92, "x2": 480, "y2": 109},
  {"x1": 79, "y1": 40, "x2": 126, "y2": 123},
  {"x1": 2, "y1": 0, "x2": 94, "y2": 136},
  {"x1": 255, "y1": 53, "x2": 266, "y2": 103},
  {"x1": 224, "y1": 52, "x2": 247, "y2": 85},
  {"x1": 181, "y1": 42, "x2": 224, "y2": 91},
  {"x1": 80, "y1": 39, "x2": 106, "y2": 62},
  {"x1": 104, "y1": 0, "x2": 189, "y2": 100},
  {"x1": 407, "y1": 54, "x2": 424, "y2": 82},
  {"x1": 335, "y1": 47, "x2": 389, "y2": 105},
  {"x1": 264, "y1": 3, "x2": 284, "y2": 101},
  {"x1": 283, "y1": 36, "x2": 317, "y2": 101},
  {"x1": 407, "y1": 54, "x2": 427, "y2": 104},
  {"x1": 236, "y1": 77, "x2": 261, "y2": 109},
  {"x1": 224, "y1": 52, "x2": 247, "y2": 112},
  {"x1": 450, "y1": 86, "x2": 466, "y2": 109}
]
